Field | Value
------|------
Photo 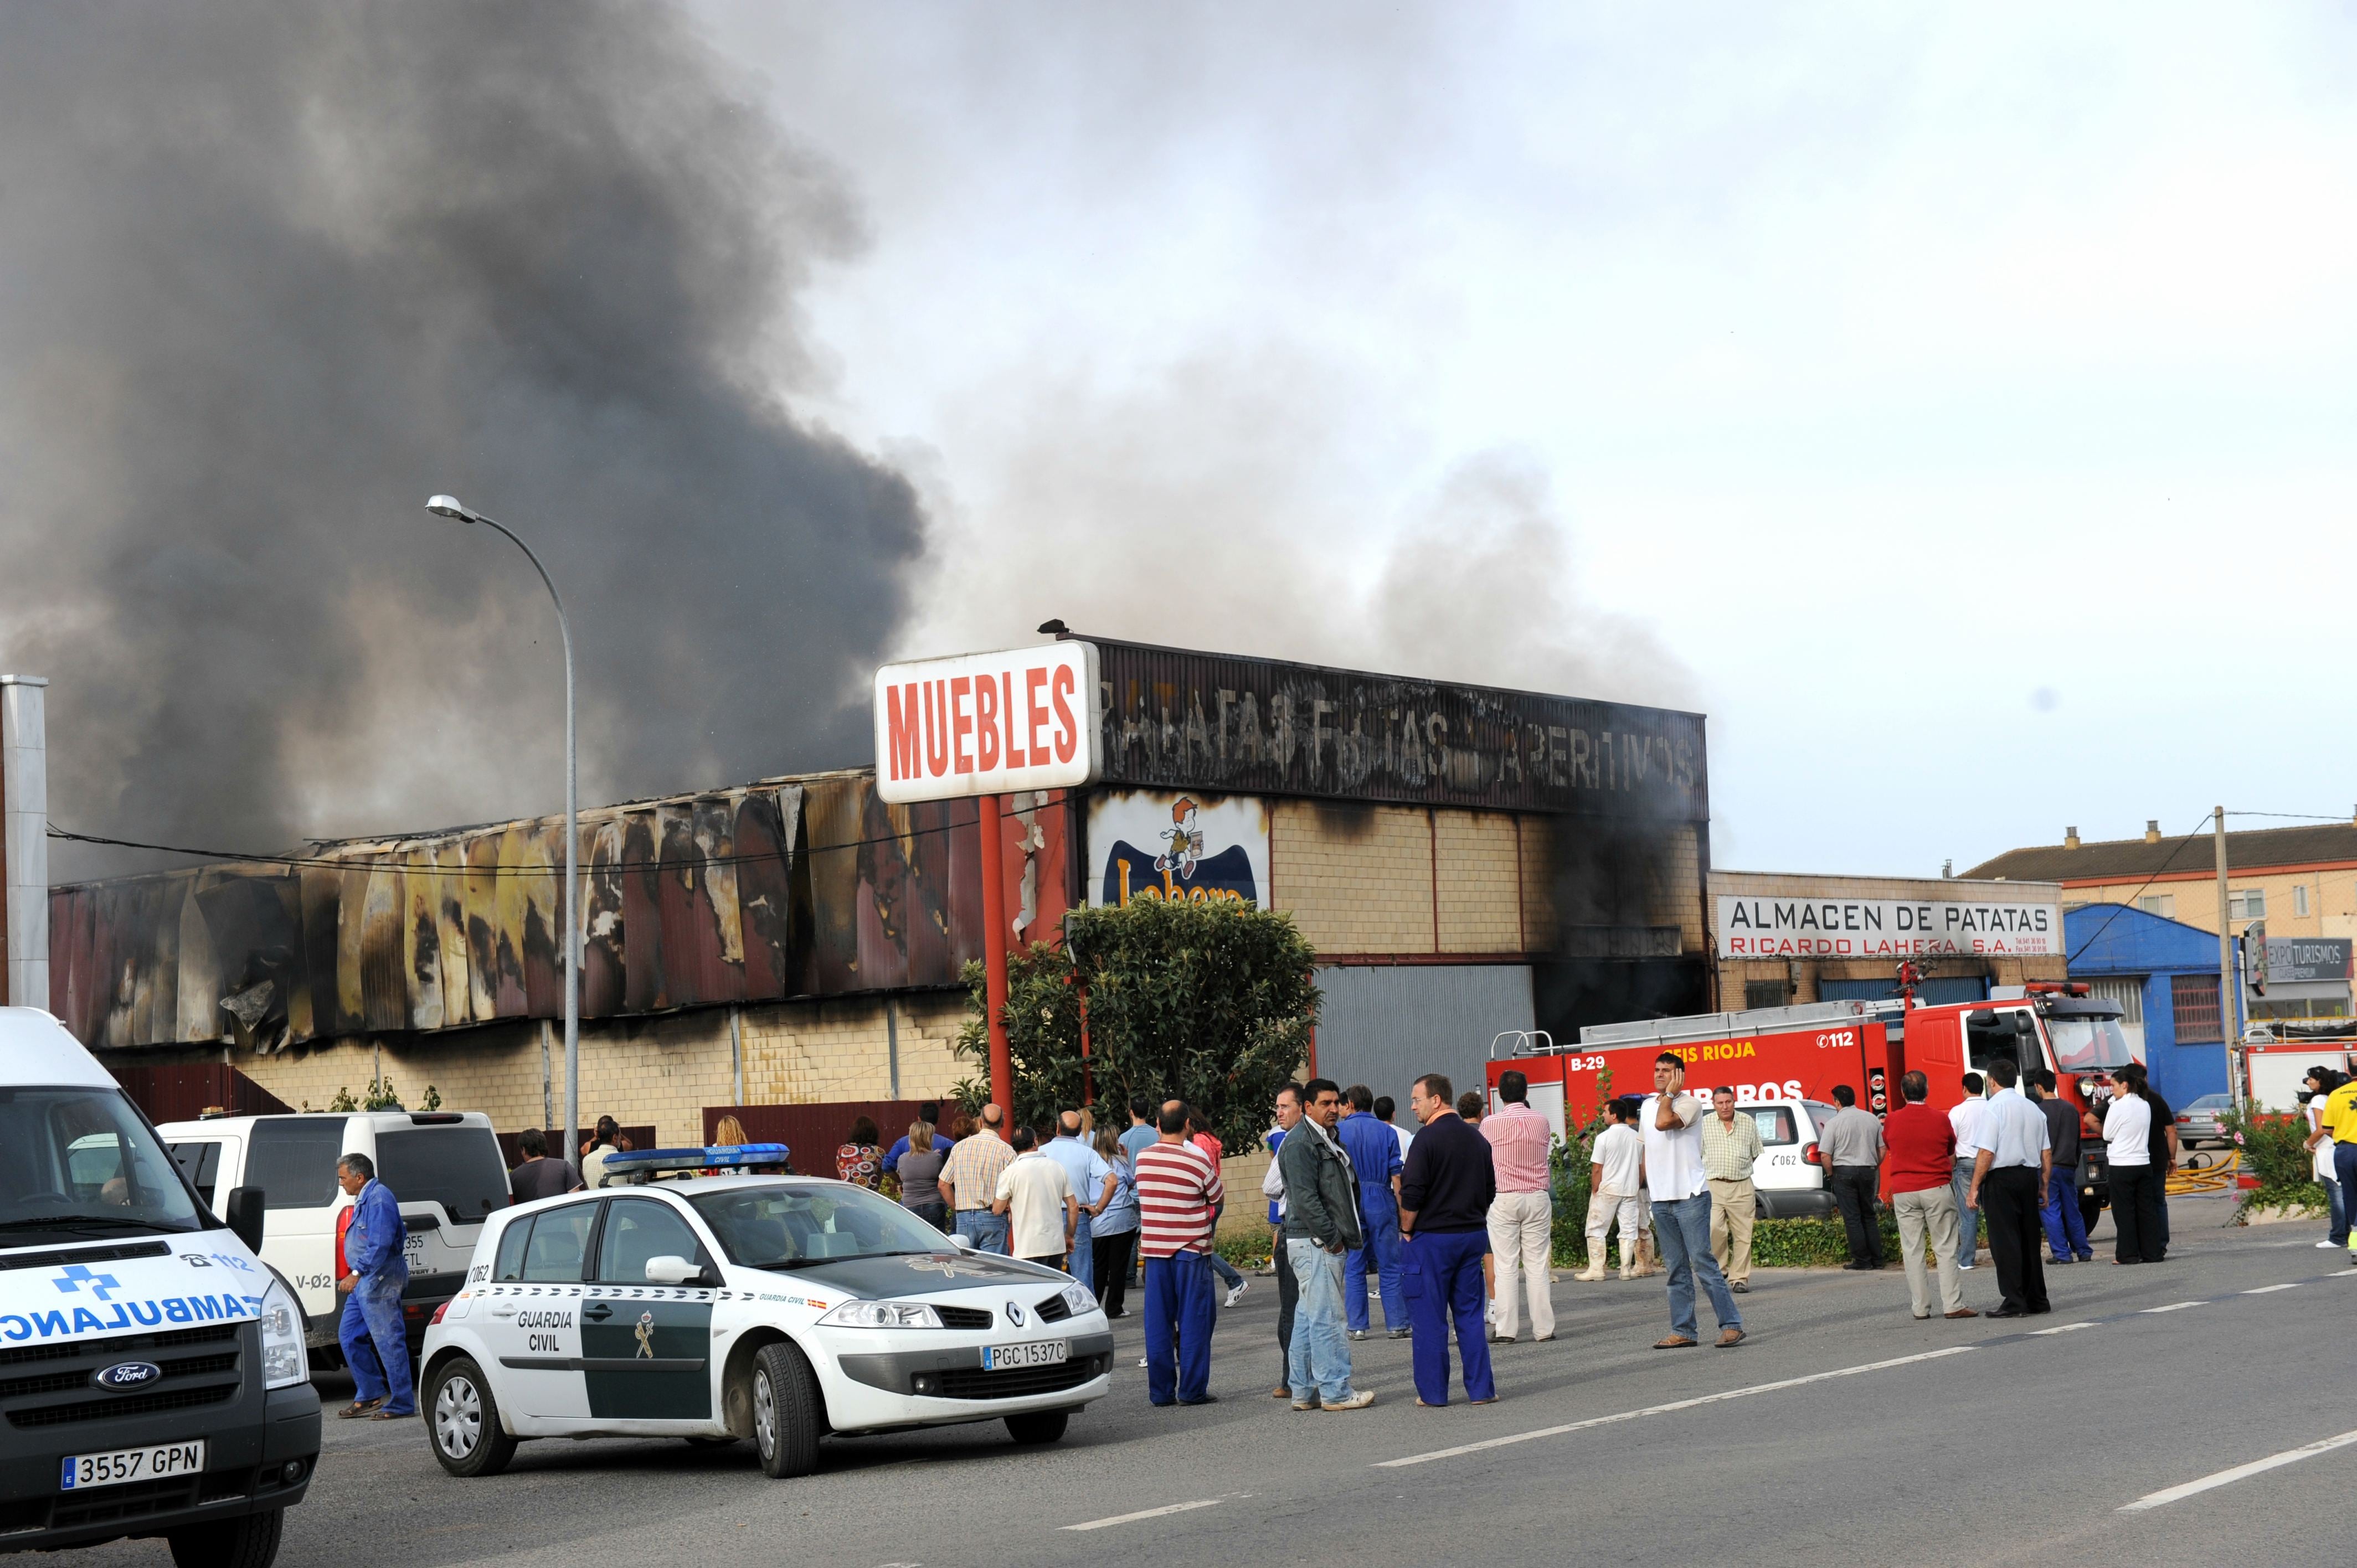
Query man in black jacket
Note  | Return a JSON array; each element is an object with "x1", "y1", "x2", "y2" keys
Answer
[{"x1": 1399, "y1": 1072, "x2": 1497, "y2": 1406}]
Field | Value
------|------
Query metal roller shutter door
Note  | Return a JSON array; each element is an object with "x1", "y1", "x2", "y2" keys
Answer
[{"x1": 1311, "y1": 964, "x2": 1536, "y2": 1105}]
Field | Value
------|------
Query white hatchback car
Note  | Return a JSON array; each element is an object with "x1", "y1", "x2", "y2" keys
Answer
[{"x1": 416, "y1": 1161, "x2": 1111, "y2": 1479}]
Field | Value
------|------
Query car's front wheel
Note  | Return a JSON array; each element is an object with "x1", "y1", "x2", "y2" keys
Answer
[
  {"x1": 167, "y1": 1508, "x2": 282, "y2": 1568},
  {"x1": 750, "y1": 1342, "x2": 821, "y2": 1478},
  {"x1": 1005, "y1": 1409, "x2": 1069, "y2": 1445},
  {"x1": 426, "y1": 1356, "x2": 517, "y2": 1478}
]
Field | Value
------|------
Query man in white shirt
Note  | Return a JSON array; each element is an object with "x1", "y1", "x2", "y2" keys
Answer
[
  {"x1": 992, "y1": 1127, "x2": 1078, "y2": 1268},
  {"x1": 1947, "y1": 1073, "x2": 1989, "y2": 1272},
  {"x1": 1640, "y1": 1053, "x2": 1743, "y2": 1349},
  {"x1": 1963, "y1": 1058, "x2": 2051, "y2": 1318},
  {"x1": 1578, "y1": 1099, "x2": 1646, "y2": 1282}
]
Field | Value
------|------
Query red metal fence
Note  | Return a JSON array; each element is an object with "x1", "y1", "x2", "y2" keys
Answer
[
  {"x1": 493, "y1": 1127, "x2": 658, "y2": 1169},
  {"x1": 702, "y1": 1101, "x2": 952, "y2": 1177},
  {"x1": 112, "y1": 1063, "x2": 291, "y2": 1125}
]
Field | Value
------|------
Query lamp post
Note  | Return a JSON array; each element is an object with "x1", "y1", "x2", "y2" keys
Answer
[{"x1": 426, "y1": 495, "x2": 580, "y2": 1176}]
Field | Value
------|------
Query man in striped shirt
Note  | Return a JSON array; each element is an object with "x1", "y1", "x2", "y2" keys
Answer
[{"x1": 1135, "y1": 1102, "x2": 1226, "y2": 1406}]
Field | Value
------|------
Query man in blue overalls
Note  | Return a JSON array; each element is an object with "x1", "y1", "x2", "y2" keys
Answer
[
  {"x1": 334, "y1": 1152, "x2": 414, "y2": 1420},
  {"x1": 1336, "y1": 1086, "x2": 1407, "y2": 1340}
]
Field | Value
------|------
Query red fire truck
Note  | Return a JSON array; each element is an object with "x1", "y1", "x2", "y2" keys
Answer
[{"x1": 1486, "y1": 981, "x2": 2138, "y2": 1137}]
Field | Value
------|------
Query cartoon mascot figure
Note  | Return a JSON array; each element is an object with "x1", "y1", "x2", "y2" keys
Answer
[{"x1": 1155, "y1": 797, "x2": 1205, "y2": 883}]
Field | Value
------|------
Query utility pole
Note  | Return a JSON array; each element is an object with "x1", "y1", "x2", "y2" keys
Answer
[{"x1": 2215, "y1": 805, "x2": 2241, "y2": 1109}]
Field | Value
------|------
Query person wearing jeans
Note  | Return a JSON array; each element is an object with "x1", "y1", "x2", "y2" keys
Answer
[
  {"x1": 2029, "y1": 1070, "x2": 2093, "y2": 1263},
  {"x1": 1641, "y1": 1053, "x2": 1743, "y2": 1349},
  {"x1": 1948, "y1": 1074, "x2": 1988, "y2": 1272},
  {"x1": 939, "y1": 1107, "x2": 1017, "y2": 1256},
  {"x1": 1277, "y1": 1078, "x2": 1373, "y2": 1411}
]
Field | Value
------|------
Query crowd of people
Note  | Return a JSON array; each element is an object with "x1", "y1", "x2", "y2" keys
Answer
[{"x1": 493, "y1": 1054, "x2": 2241, "y2": 1415}]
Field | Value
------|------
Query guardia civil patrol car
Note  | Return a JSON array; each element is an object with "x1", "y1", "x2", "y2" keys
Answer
[{"x1": 416, "y1": 1147, "x2": 1113, "y2": 1479}]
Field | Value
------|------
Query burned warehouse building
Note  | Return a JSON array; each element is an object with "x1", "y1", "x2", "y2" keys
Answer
[{"x1": 45, "y1": 637, "x2": 1712, "y2": 1144}]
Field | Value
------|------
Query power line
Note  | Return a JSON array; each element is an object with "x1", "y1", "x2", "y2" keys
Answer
[
  {"x1": 45, "y1": 801, "x2": 996, "y2": 880},
  {"x1": 2064, "y1": 812, "x2": 2215, "y2": 967}
]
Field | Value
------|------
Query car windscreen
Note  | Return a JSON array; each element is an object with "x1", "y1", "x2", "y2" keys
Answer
[
  {"x1": 690, "y1": 1183, "x2": 952, "y2": 1267},
  {"x1": 2047, "y1": 1015, "x2": 2136, "y2": 1071},
  {"x1": 0, "y1": 1087, "x2": 205, "y2": 1243},
  {"x1": 375, "y1": 1126, "x2": 512, "y2": 1223},
  {"x1": 244, "y1": 1118, "x2": 348, "y2": 1210}
]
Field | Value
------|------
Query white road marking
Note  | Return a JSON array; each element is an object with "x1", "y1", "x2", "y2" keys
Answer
[
  {"x1": 2242, "y1": 1283, "x2": 2301, "y2": 1294},
  {"x1": 2139, "y1": 1301, "x2": 2206, "y2": 1314},
  {"x1": 2120, "y1": 1428, "x2": 2357, "y2": 1512},
  {"x1": 1062, "y1": 1500, "x2": 1222, "y2": 1531},
  {"x1": 1373, "y1": 1347, "x2": 1977, "y2": 1469},
  {"x1": 2030, "y1": 1321, "x2": 2097, "y2": 1335}
]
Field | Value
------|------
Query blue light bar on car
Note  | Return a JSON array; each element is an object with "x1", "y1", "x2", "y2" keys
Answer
[{"x1": 598, "y1": 1143, "x2": 790, "y2": 1176}]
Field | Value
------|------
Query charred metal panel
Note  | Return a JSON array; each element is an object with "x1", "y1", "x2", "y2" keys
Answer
[
  {"x1": 1085, "y1": 638, "x2": 1708, "y2": 823},
  {"x1": 655, "y1": 802, "x2": 701, "y2": 1009},
  {"x1": 693, "y1": 795, "x2": 745, "y2": 1004},
  {"x1": 620, "y1": 808, "x2": 663, "y2": 1012},
  {"x1": 801, "y1": 776, "x2": 864, "y2": 994},
  {"x1": 581, "y1": 817, "x2": 628, "y2": 1017},
  {"x1": 404, "y1": 848, "x2": 444, "y2": 1033},
  {"x1": 734, "y1": 790, "x2": 794, "y2": 999},
  {"x1": 46, "y1": 777, "x2": 826, "y2": 1049},
  {"x1": 518, "y1": 824, "x2": 561, "y2": 1019}
]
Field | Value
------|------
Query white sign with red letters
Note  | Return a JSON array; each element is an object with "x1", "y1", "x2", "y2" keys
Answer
[{"x1": 873, "y1": 642, "x2": 1103, "y2": 803}]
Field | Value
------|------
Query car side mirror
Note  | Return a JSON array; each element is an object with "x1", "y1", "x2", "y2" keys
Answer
[
  {"x1": 950, "y1": 1234, "x2": 977, "y2": 1254},
  {"x1": 223, "y1": 1187, "x2": 266, "y2": 1256},
  {"x1": 644, "y1": 1254, "x2": 707, "y2": 1286}
]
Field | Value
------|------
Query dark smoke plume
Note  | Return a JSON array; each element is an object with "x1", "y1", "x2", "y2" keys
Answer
[{"x1": 0, "y1": 3, "x2": 924, "y2": 879}]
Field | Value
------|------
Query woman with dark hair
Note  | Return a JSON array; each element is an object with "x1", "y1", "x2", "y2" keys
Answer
[
  {"x1": 2103, "y1": 1064, "x2": 2165, "y2": 1263},
  {"x1": 837, "y1": 1116, "x2": 883, "y2": 1189},
  {"x1": 2134, "y1": 1066, "x2": 2177, "y2": 1257}
]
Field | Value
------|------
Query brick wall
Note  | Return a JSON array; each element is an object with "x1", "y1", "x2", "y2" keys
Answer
[
  {"x1": 1270, "y1": 801, "x2": 1436, "y2": 953},
  {"x1": 1435, "y1": 811, "x2": 1522, "y2": 953},
  {"x1": 120, "y1": 991, "x2": 975, "y2": 1150}
]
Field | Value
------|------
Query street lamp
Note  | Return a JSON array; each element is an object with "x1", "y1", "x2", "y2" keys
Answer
[{"x1": 426, "y1": 494, "x2": 581, "y2": 1178}]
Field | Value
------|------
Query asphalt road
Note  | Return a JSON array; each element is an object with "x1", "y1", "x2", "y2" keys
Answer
[{"x1": 79, "y1": 1192, "x2": 2357, "y2": 1567}]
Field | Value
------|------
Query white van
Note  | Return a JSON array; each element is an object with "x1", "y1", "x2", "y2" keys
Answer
[
  {"x1": 1737, "y1": 1097, "x2": 1844, "y2": 1219},
  {"x1": 0, "y1": 1007, "x2": 315, "y2": 1562},
  {"x1": 153, "y1": 1111, "x2": 513, "y2": 1366}
]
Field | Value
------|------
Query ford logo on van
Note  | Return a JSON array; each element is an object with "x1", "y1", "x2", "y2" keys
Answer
[{"x1": 92, "y1": 1361, "x2": 161, "y2": 1392}]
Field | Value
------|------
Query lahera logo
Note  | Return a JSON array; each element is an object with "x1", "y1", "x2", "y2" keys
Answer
[{"x1": 93, "y1": 1361, "x2": 161, "y2": 1391}]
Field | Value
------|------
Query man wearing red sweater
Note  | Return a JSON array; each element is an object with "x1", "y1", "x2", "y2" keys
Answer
[{"x1": 1882, "y1": 1071, "x2": 1977, "y2": 1321}]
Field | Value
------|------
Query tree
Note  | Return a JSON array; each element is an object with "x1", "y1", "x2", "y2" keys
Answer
[{"x1": 953, "y1": 899, "x2": 1320, "y2": 1154}]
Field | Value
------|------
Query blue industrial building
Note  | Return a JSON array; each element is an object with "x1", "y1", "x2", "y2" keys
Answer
[{"x1": 2064, "y1": 903, "x2": 2239, "y2": 1108}]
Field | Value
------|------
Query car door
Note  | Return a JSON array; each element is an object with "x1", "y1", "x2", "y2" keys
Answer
[
  {"x1": 580, "y1": 1196, "x2": 717, "y2": 1423},
  {"x1": 479, "y1": 1200, "x2": 596, "y2": 1423},
  {"x1": 241, "y1": 1117, "x2": 348, "y2": 1323}
]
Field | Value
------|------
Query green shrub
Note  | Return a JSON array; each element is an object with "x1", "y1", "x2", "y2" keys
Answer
[
  {"x1": 953, "y1": 900, "x2": 1320, "y2": 1155},
  {"x1": 2221, "y1": 1105, "x2": 2327, "y2": 1218}
]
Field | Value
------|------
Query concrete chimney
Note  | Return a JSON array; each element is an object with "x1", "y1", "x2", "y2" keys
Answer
[
  {"x1": 2064, "y1": 826, "x2": 2080, "y2": 849},
  {"x1": 2145, "y1": 818, "x2": 2162, "y2": 844},
  {"x1": 1, "y1": 675, "x2": 48, "y2": 1010}
]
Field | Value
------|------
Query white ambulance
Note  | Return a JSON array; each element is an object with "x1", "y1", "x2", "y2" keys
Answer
[{"x1": 0, "y1": 1008, "x2": 315, "y2": 1564}]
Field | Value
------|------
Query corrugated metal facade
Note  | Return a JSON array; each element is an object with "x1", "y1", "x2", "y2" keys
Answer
[{"x1": 49, "y1": 775, "x2": 1078, "y2": 1054}]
